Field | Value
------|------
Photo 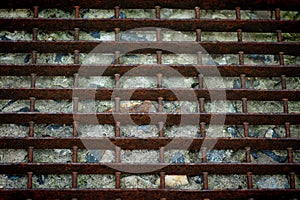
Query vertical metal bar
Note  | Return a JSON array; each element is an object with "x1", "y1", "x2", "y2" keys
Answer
[
  {"x1": 199, "y1": 98, "x2": 205, "y2": 113},
  {"x1": 155, "y1": 6, "x2": 161, "y2": 19},
  {"x1": 73, "y1": 121, "x2": 78, "y2": 137},
  {"x1": 289, "y1": 172, "x2": 295, "y2": 189},
  {"x1": 197, "y1": 51, "x2": 202, "y2": 65},
  {"x1": 115, "y1": 51, "x2": 120, "y2": 64},
  {"x1": 247, "y1": 172, "x2": 253, "y2": 189},
  {"x1": 31, "y1": 73, "x2": 36, "y2": 88},
  {"x1": 29, "y1": 121, "x2": 34, "y2": 137},
  {"x1": 200, "y1": 122, "x2": 206, "y2": 137},
  {"x1": 72, "y1": 171, "x2": 78, "y2": 188},
  {"x1": 32, "y1": 28, "x2": 38, "y2": 41},
  {"x1": 156, "y1": 50, "x2": 162, "y2": 64},
  {"x1": 283, "y1": 98, "x2": 289, "y2": 113},
  {"x1": 196, "y1": 29, "x2": 201, "y2": 42},
  {"x1": 285, "y1": 122, "x2": 291, "y2": 138},
  {"x1": 237, "y1": 29, "x2": 242, "y2": 42},
  {"x1": 245, "y1": 147, "x2": 251, "y2": 163},
  {"x1": 287, "y1": 147, "x2": 293, "y2": 163},
  {"x1": 275, "y1": 8, "x2": 281, "y2": 20},
  {"x1": 158, "y1": 121, "x2": 164, "y2": 137},
  {"x1": 279, "y1": 52, "x2": 284, "y2": 65},
  {"x1": 157, "y1": 73, "x2": 163, "y2": 88},
  {"x1": 240, "y1": 74, "x2": 246, "y2": 89},
  {"x1": 276, "y1": 30, "x2": 282, "y2": 42},
  {"x1": 195, "y1": 7, "x2": 200, "y2": 19},
  {"x1": 281, "y1": 75, "x2": 286, "y2": 90},
  {"x1": 74, "y1": 73, "x2": 79, "y2": 88},
  {"x1": 74, "y1": 6, "x2": 80, "y2": 18},
  {"x1": 198, "y1": 74, "x2": 204, "y2": 89},
  {"x1": 203, "y1": 172, "x2": 208, "y2": 189},
  {"x1": 115, "y1": 74, "x2": 120, "y2": 88},
  {"x1": 30, "y1": 97, "x2": 35, "y2": 112},
  {"x1": 115, "y1": 171, "x2": 121, "y2": 189},
  {"x1": 72, "y1": 146, "x2": 78, "y2": 163},
  {"x1": 116, "y1": 146, "x2": 121, "y2": 163},
  {"x1": 74, "y1": 28, "x2": 80, "y2": 40},
  {"x1": 160, "y1": 171, "x2": 165, "y2": 189},
  {"x1": 201, "y1": 147, "x2": 207, "y2": 163},
  {"x1": 33, "y1": 6, "x2": 38, "y2": 18},
  {"x1": 115, "y1": 28, "x2": 120, "y2": 41},
  {"x1": 156, "y1": 28, "x2": 161, "y2": 42},
  {"x1": 158, "y1": 97, "x2": 163, "y2": 112},
  {"x1": 32, "y1": 51, "x2": 37, "y2": 64},
  {"x1": 115, "y1": 97, "x2": 120, "y2": 112},
  {"x1": 160, "y1": 146, "x2": 165, "y2": 163},
  {"x1": 242, "y1": 98, "x2": 247, "y2": 113},
  {"x1": 27, "y1": 172, "x2": 33, "y2": 189},
  {"x1": 235, "y1": 7, "x2": 241, "y2": 20},
  {"x1": 115, "y1": 6, "x2": 120, "y2": 19},
  {"x1": 73, "y1": 97, "x2": 79, "y2": 113},
  {"x1": 238, "y1": 51, "x2": 244, "y2": 65},
  {"x1": 28, "y1": 147, "x2": 34, "y2": 163},
  {"x1": 115, "y1": 121, "x2": 120, "y2": 137},
  {"x1": 243, "y1": 122, "x2": 249, "y2": 137},
  {"x1": 74, "y1": 50, "x2": 79, "y2": 64}
]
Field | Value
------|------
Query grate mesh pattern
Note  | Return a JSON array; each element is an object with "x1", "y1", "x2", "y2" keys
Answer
[{"x1": 0, "y1": 0, "x2": 300, "y2": 199}]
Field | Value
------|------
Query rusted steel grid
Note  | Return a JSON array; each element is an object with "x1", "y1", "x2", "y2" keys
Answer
[{"x1": 0, "y1": 41, "x2": 299, "y2": 55}]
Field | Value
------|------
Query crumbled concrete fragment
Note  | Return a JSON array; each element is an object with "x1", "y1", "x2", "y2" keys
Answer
[{"x1": 156, "y1": 175, "x2": 189, "y2": 188}]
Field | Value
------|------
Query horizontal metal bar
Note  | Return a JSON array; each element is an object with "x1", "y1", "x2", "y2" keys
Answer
[
  {"x1": 1, "y1": 18, "x2": 299, "y2": 32},
  {"x1": 0, "y1": 189, "x2": 300, "y2": 200},
  {"x1": 1, "y1": 0, "x2": 300, "y2": 10},
  {"x1": 0, "y1": 41, "x2": 299, "y2": 55},
  {"x1": 0, "y1": 163, "x2": 299, "y2": 175},
  {"x1": 0, "y1": 137, "x2": 299, "y2": 150},
  {"x1": 0, "y1": 88, "x2": 300, "y2": 101},
  {"x1": 0, "y1": 64, "x2": 300, "y2": 77},
  {"x1": 0, "y1": 113, "x2": 299, "y2": 125}
]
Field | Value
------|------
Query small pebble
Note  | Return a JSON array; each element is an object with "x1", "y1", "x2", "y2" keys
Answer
[
  {"x1": 54, "y1": 53, "x2": 68, "y2": 63},
  {"x1": 264, "y1": 128, "x2": 280, "y2": 138},
  {"x1": 206, "y1": 150, "x2": 226, "y2": 163},
  {"x1": 6, "y1": 174, "x2": 20, "y2": 181},
  {"x1": 37, "y1": 174, "x2": 47, "y2": 185},
  {"x1": 191, "y1": 82, "x2": 199, "y2": 88},
  {"x1": 233, "y1": 78, "x2": 251, "y2": 89},
  {"x1": 121, "y1": 32, "x2": 148, "y2": 41},
  {"x1": 47, "y1": 124, "x2": 63, "y2": 131},
  {"x1": 163, "y1": 175, "x2": 189, "y2": 187},
  {"x1": 248, "y1": 132, "x2": 259, "y2": 138},
  {"x1": 226, "y1": 126, "x2": 240, "y2": 138},
  {"x1": 230, "y1": 103, "x2": 238, "y2": 113},
  {"x1": 138, "y1": 125, "x2": 151, "y2": 132},
  {"x1": 206, "y1": 59, "x2": 219, "y2": 65},
  {"x1": 0, "y1": 35, "x2": 10, "y2": 40},
  {"x1": 250, "y1": 150, "x2": 259, "y2": 159},
  {"x1": 171, "y1": 152, "x2": 185, "y2": 164},
  {"x1": 86, "y1": 150, "x2": 104, "y2": 163},
  {"x1": 190, "y1": 175, "x2": 203, "y2": 184},
  {"x1": 24, "y1": 54, "x2": 31, "y2": 63},
  {"x1": 89, "y1": 31, "x2": 101, "y2": 39}
]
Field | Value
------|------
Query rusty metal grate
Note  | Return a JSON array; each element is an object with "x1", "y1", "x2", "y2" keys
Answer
[{"x1": 0, "y1": 0, "x2": 300, "y2": 199}]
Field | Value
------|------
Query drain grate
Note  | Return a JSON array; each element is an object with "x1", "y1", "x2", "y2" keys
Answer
[{"x1": 0, "y1": 0, "x2": 300, "y2": 199}]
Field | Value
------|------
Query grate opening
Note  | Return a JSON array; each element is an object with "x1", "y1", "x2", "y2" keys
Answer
[{"x1": 0, "y1": 0, "x2": 300, "y2": 199}]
